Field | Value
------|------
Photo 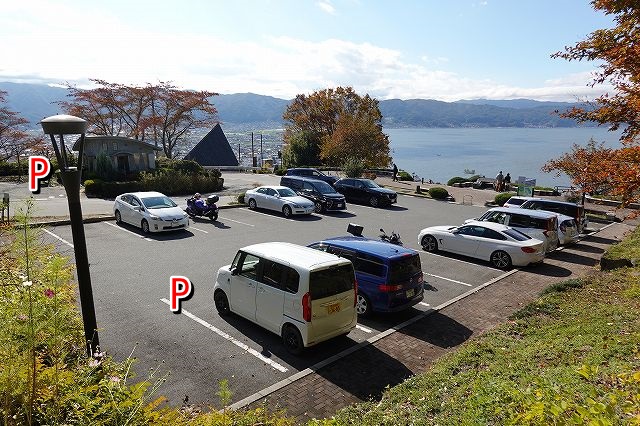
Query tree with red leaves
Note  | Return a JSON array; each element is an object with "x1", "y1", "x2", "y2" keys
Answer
[{"x1": 547, "y1": 0, "x2": 640, "y2": 206}]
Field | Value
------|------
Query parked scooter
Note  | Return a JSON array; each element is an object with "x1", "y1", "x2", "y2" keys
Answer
[
  {"x1": 379, "y1": 228, "x2": 402, "y2": 246},
  {"x1": 185, "y1": 194, "x2": 219, "y2": 221}
]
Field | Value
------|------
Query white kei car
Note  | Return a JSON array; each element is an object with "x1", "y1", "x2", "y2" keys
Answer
[
  {"x1": 245, "y1": 185, "x2": 315, "y2": 217},
  {"x1": 113, "y1": 191, "x2": 189, "y2": 233},
  {"x1": 418, "y1": 221, "x2": 545, "y2": 269}
]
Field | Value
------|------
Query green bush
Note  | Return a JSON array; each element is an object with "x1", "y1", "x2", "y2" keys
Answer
[
  {"x1": 238, "y1": 192, "x2": 246, "y2": 204},
  {"x1": 342, "y1": 158, "x2": 365, "y2": 178},
  {"x1": 275, "y1": 167, "x2": 287, "y2": 176},
  {"x1": 156, "y1": 157, "x2": 204, "y2": 175},
  {"x1": 495, "y1": 192, "x2": 514, "y2": 206},
  {"x1": 447, "y1": 176, "x2": 468, "y2": 186},
  {"x1": 397, "y1": 170, "x2": 413, "y2": 181},
  {"x1": 0, "y1": 161, "x2": 23, "y2": 176},
  {"x1": 428, "y1": 187, "x2": 449, "y2": 199}
]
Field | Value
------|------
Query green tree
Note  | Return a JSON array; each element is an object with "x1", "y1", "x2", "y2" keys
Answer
[
  {"x1": 282, "y1": 130, "x2": 321, "y2": 166},
  {"x1": 282, "y1": 86, "x2": 390, "y2": 167}
]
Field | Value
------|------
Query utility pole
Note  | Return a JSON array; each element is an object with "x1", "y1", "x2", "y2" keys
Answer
[
  {"x1": 251, "y1": 132, "x2": 256, "y2": 167},
  {"x1": 237, "y1": 143, "x2": 241, "y2": 165},
  {"x1": 260, "y1": 133, "x2": 263, "y2": 168}
]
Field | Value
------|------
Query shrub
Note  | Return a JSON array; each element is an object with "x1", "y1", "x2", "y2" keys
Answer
[
  {"x1": 275, "y1": 167, "x2": 287, "y2": 176},
  {"x1": 95, "y1": 151, "x2": 116, "y2": 181},
  {"x1": 156, "y1": 157, "x2": 204, "y2": 175},
  {"x1": 447, "y1": 176, "x2": 468, "y2": 186},
  {"x1": 342, "y1": 158, "x2": 365, "y2": 178},
  {"x1": 237, "y1": 192, "x2": 246, "y2": 204},
  {"x1": 495, "y1": 192, "x2": 514, "y2": 206},
  {"x1": 397, "y1": 170, "x2": 413, "y2": 181},
  {"x1": 0, "y1": 161, "x2": 23, "y2": 176},
  {"x1": 428, "y1": 187, "x2": 449, "y2": 199}
]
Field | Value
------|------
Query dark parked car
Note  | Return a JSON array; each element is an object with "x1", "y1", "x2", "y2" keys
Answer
[
  {"x1": 285, "y1": 168, "x2": 338, "y2": 186},
  {"x1": 334, "y1": 178, "x2": 397, "y2": 207},
  {"x1": 280, "y1": 176, "x2": 347, "y2": 213},
  {"x1": 308, "y1": 236, "x2": 424, "y2": 316}
]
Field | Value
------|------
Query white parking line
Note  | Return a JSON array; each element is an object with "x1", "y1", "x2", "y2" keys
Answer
[
  {"x1": 419, "y1": 302, "x2": 431, "y2": 307},
  {"x1": 43, "y1": 229, "x2": 74, "y2": 248},
  {"x1": 220, "y1": 216, "x2": 255, "y2": 227},
  {"x1": 160, "y1": 299, "x2": 288, "y2": 373},
  {"x1": 104, "y1": 222, "x2": 154, "y2": 241},
  {"x1": 356, "y1": 324, "x2": 372, "y2": 333},
  {"x1": 189, "y1": 226, "x2": 209, "y2": 234},
  {"x1": 424, "y1": 273, "x2": 473, "y2": 287},
  {"x1": 421, "y1": 251, "x2": 501, "y2": 270}
]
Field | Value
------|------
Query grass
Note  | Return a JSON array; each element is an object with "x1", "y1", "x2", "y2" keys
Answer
[
  {"x1": 317, "y1": 266, "x2": 640, "y2": 425},
  {"x1": 604, "y1": 225, "x2": 640, "y2": 261}
]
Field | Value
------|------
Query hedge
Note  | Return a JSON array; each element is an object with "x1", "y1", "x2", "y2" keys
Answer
[
  {"x1": 84, "y1": 171, "x2": 224, "y2": 198},
  {"x1": 494, "y1": 192, "x2": 514, "y2": 206},
  {"x1": 428, "y1": 187, "x2": 449, "y2": 200}
]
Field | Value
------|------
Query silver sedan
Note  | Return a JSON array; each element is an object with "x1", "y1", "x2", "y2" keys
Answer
[{"x1": 245, "y1": 185, "x2": 315, "y2": 217}]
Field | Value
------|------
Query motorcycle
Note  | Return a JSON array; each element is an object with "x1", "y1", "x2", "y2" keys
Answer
[
  {"x1": 379, "y1": 228, "x2": 402, "y2": 246},
  {"x1": 185, "y1": 194, "x2": 219, "y2": 221}
]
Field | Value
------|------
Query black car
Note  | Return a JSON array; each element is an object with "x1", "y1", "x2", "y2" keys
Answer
[
  {"x1": 334, "y1": 178, "x2": 397, "y2": 207},
  {"x1": 279, "y1": 176, "x2": 347, "y2": 213},
  {"x1": 284, "y1": 168, "x2": 338, "y2": 186}
]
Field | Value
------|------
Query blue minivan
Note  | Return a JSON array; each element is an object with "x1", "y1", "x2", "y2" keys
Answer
[{"x1": 308, "y1": 236, "x2": 424, "y2": 316}]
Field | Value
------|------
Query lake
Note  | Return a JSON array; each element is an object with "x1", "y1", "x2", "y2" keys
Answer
[{"x1": 385, "y1": 127, "x2": 623, "y2": 188}]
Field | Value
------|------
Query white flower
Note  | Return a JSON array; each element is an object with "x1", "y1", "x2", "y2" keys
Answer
[{"x1": 22, "y1": 281, "x2": 32, "y2": 287}]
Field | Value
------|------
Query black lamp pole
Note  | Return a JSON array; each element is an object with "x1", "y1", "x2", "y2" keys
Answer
[{"x1": 40, "y1": 115, "x2": 99, "y2": 357}]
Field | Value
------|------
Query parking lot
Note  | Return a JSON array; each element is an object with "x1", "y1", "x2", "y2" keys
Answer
[{"x1": 42, "y1": 194, "x2": 605, "y2": 408}]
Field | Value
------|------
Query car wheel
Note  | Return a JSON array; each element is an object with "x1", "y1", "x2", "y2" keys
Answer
[
  {"x1": 282, "y1": 324, "x2": 304, "y2": 355},
  {"x1": 248, "y1": 199, "x2": 257, "y2": 210},
  {"x1": 490, "y1": 250, "x2": 512, "y2": 270},
  {"x1": 141, "y1": 219, "x2": 150, "y2": 234},
  {"x1": 369, "y1": 196, "x2": 379, "y2": 208},
  {"x1": 356, "y1": 293, "x2": 372, "y2": 317},
  {"x1": 114, "y1": 210, "x2": 122, "y2": 224},
  {"x1": 283, "y1": 205, "x2": 292, "y2": 218},
  {"x1": 314, "y1": 202, "x2": 323, "y2": 213},
  {"x1": 421, "y1": 235, "x2": 438, "y2": 252},
  {"x1": 214, "y1": 290, "x2": 230, "y2": 315}
]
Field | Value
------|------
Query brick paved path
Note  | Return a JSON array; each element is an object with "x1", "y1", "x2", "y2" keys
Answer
[{"x1": 244, "y1": 222, "x2": 635, "y2": 424}]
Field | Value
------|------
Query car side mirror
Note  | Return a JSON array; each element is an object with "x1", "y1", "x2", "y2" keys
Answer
[
  {"x1": 133, "y1": 206, "x2": 142, "y2": 212},
  {"x1": 451, "y1": 229, "x2": 460, "y2": 234},
  {"x1": 230, "y1": 267, "x2": 238, "y2": 276}
]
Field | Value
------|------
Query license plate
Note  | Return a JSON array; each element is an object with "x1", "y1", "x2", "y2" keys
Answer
[
  {"x1": 406, "y1": 288, "x2": 415, "y2": 298},
  {"x1": 327, "y1": 303, "x2": 340, "y2": 314},
  {"x1": 337, "y1": 203, "x2": 343, "y2": 208}
]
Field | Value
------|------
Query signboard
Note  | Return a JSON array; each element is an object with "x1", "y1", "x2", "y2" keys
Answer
[{"x1": 516, "y1": 177, "x2": 536, "y2": 197}]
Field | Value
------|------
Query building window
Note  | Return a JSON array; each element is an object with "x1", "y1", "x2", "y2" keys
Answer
[{"x1": 112, "y1": 142, "x2": 118, "y2": 151}]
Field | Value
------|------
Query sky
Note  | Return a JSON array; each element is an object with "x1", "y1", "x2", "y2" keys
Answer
[{"x1": 0, "y1": 0, "x2": 617, "y2": 102}]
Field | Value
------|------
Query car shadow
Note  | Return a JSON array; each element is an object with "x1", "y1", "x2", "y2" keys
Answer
[
  {"x1": 114, "y1": 222, "x2": 194, "y2": 240},
  {"x1": 522, "y1": 262, "x2": 572, "y2": 277},
  {"x1": 398, "y1": 311, "x2": 473, "y2": 349},
  {"x1": 547, "y1": 250, "x2": 600, "y2": 267},
  {"x1": 329, "y1": 211, "x2": 357, "y2": 218},
  {"x1": 247, "y1": 208, "x2": 324, "y2": 221},
  {"x1": 565, "y1": 243, "x2": 605, "y2": 255},
  {"x1": 581, "y1": 235, "x2": 618, "y2": 245}
]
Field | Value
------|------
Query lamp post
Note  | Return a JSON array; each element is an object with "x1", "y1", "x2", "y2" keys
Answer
[{"x1": 40, "y1": 115, "x2": 99, "y2": 357}]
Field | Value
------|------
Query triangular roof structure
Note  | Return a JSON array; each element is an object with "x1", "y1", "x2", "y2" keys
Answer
[{"x1": 184, "y1": 124, "x2": 238, "y2": 166}]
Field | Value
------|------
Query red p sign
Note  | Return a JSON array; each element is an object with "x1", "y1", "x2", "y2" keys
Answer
[
  {"x1": 170, "y1": 276, "x2": 193, "y2": 313},
  {"x1": 28, "y1": 156, "x2": 51, "y2": 194}
]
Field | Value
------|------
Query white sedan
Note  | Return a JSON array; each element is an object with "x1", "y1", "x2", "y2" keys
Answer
[
  {"x1": 245, "y1": 185, "x2": 315, "y2": 217},
  {"x1": 417, "y1": 222, "x2": 545, "y2": 269},
  {"x1": 113, "y1": 191, "x2": 189, "y2": 233}
]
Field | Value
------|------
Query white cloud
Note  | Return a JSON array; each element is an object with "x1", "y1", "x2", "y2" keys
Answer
[
  {"x1": 0, "y1": 3, "x2": 608, "y2": 102},
  {"x1": 317, "y1": 1, "x2": 336, "y2": 14}
]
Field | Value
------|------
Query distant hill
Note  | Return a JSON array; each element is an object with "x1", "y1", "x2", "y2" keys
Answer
[{"x1": 0, "y1": 81, "x2": 587, "y2": 130}]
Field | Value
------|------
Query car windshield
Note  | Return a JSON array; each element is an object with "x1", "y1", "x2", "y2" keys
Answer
[
  {"x1": 389, "y1": 254, "x2": 422, "y2": 283},
  {"x1": 503, "y1": 228, "x2": 531, "y2": 241},
  {"x1": 507, "y1": 198, "x2": 527, "y2": 206},
  {"x1": 277, "y1": 188, "x2": 297, "y2": 197},
  {"x1": 141, "y1": 196, "x2": 177, "y2": 209},
  {"x1": 315, "y1": 181, "x2": 336, "y2": 194},
  {"x1": 361, "y1": 179, "x2": 380, "y2": 188}
]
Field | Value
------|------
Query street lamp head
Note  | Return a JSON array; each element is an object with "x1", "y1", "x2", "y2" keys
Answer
[{"x1": 40, "y1": 114, "x2": 88, "y2": 135}]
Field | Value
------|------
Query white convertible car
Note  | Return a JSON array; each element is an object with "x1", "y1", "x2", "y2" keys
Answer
[
  {"x1": 245, "y1": 185, "x2": 315, "y2": 217},
  {"x1": 417, "y1": 222, "x2": 545, "y2": 269}
]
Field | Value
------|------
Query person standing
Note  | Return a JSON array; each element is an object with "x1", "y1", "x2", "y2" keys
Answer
[
  {"x1": 503, "y1": 173, "x2": 511, "y2": 191},
  {"x1": 392, "y1": 163, "x2": 398, "y2": 181},
  {"x1": 495, "y1": 171, "x2": 504, "y2": 191}
]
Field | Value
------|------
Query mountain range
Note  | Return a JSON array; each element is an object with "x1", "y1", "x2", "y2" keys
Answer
[{"x1": 0, "y1": 81, "x2": 587, "y2": 130}]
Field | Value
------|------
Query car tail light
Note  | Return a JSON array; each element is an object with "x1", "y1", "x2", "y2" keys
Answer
[
  {"x1": 302, "y1": 292, "x2": 312, "y2": 322},
  {"x1": 378, "y1": 284, "x2": 403, "y2": 292},
  {"x1": 354, "y1": 280, "x2": 358, "y2": 307},
  {"x1": 521, "y1": 246, "x2": 537, "y2": 253}
]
